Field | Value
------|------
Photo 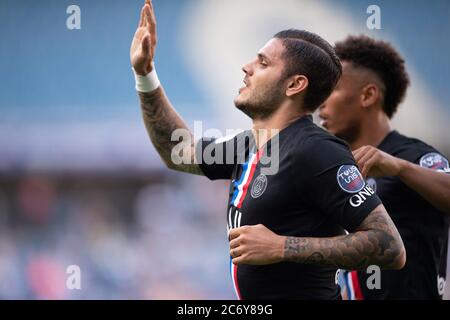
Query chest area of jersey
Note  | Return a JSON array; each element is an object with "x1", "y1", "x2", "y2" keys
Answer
[{"x1": 227, "y1": 149, "x2": 295, "y2": 227}]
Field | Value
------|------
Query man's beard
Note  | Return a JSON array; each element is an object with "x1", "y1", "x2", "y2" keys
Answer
[{"x1": 234, "y1": 83, "x2": 284, "y2": 120}]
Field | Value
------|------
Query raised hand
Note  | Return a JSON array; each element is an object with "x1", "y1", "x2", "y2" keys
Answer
[{"x1": 130, "y1": 0, "x2": 157, "y2": 76}]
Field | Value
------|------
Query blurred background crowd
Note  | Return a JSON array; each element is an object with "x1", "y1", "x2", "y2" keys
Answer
[{"x1": 0, "y1": 173, "x2": 233, "y2": 299}]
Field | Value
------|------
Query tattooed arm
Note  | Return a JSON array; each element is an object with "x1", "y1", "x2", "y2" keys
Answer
[
  {"x1": 282, "y1": 204, "x2": 406, "y2": 269},
  {"x1": 130, "y1": 1, "x2": 203, "y2": 175},
  {"x1": 139, "y1": 89, "x2": 204, "y2": 175},
  {"x1": 229, "y1": 204, "x2": 406, "y2": 270}
]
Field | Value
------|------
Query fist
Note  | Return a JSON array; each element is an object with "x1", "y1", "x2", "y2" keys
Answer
[
  {"x1": 353, "y1": 145, "x2": 405, "y2": 178},
  {"x1": 229, "y1": 224, "x2": 285, "y2": 265}
]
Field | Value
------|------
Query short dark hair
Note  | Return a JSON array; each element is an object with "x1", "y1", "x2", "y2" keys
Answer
[
  {"x1": 274, "y1": 29, "x2": 342, "y2": 112},
  {"x1": 334, "y1": 35, "x2": 410, "y2": 118}
]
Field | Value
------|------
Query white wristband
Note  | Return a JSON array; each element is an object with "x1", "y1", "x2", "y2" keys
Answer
[{"x1": 133, "y1": 65, "x2": 161, "y2": 93}]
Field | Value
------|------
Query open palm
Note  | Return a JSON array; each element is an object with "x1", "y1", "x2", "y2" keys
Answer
[{"x1": 130, "y1": 0, "x2": 157, "y2": 76}]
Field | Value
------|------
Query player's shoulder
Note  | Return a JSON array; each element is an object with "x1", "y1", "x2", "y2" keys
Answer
[
  {"x1": 381, "y1": 131, "x2": 448, "y2": 168},
  {"x1": 288, "y1": 117, "x2": 354, "y2": 170},
  {"x1": 382, "y1": 130, "x2": 432, "y2": 150},
  {"x1": 292, "y1": 119, "x2": 350, "y2": 153}
]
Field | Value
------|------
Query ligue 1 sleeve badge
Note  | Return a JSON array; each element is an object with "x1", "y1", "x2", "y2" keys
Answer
[
  {"x1": 420, "y1": 153, "x2": 450, "y2": 173},
  {"x1": 337, "y1": 165, "x2": 366, "y2": 193}
]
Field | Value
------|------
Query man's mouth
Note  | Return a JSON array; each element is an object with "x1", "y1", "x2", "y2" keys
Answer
[{"x1": 239, "y1": 79, "x2": 249, "y2": 94}]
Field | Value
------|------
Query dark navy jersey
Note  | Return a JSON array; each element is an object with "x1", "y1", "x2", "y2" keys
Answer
[
  {"x1": 197, "y1": 116, "x2": 381, "y2": 299},
  {"x1": 353, "y1": 131, "x2": 450, "y2": 300}
]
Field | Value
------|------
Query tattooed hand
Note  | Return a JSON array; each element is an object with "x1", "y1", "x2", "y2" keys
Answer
[{"x1": 229, "y1": 224, "x2": 285, "y2": 265}]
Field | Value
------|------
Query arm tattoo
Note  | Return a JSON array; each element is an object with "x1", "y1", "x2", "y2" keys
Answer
[
  {"x1": 283, "y1": 205, "x2": 406, "y2": 270},
  {"x1": 138, "y1": 88, "x2": 204, "y2": 175}
]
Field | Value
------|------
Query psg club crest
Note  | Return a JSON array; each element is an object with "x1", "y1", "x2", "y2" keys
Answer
[
  {"x1": 251, "y1": 174, "x2": 268, "y2": 199},
  {"x1": 420, "y1": 153, "x2": 450, "y2": 172},
  {"x1": 337, "y1": 165, "x2": 365, "y2": 193}
]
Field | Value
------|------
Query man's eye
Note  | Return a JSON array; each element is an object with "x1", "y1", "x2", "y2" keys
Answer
[{"x1": 260, "y1": 61, "x2": 267, "y2": 67}]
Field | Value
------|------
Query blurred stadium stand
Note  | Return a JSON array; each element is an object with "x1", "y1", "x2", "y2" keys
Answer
[{"x1": 0, "y1": 0, "x2": 449, "y2": 299}]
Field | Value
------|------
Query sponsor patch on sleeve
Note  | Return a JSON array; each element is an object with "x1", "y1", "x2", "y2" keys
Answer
[
  {"x1": 337, "y1": 165, "x2": 366, "y2": 193},
  {"x1": 419, "y1": 152, "x2": 450, "y2": 173}
]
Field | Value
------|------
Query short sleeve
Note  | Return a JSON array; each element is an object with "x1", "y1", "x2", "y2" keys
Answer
[
  {"x1": 197, "y1": 131, "x2": 257, "y2": 180},
  {"x1": 390, "y1": 136, "x2": 450, "y2": 174},
  {"x1": 292, "y1": 136, "x2": 382, "y2": 232},
  {"x1": 196, "y1": 135, "x2": 236, "y2": 180}
]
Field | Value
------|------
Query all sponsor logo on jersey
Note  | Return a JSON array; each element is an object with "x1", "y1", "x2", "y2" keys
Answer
[
  {"x1": 251, "y1": 174, "x2": 268, "y2": 198},
  {"x1": 420, "y1": 152, "x2": 450, "y2": 173},
  {"x1": 366, "y1": 177, "x2": 377, "y2": 193},
  {"x1": 337, "y1": 165, "x2": 365, "y2": 193},
  {"x1": 349, "y1": 185, "x2": 376, "y2": 207}
]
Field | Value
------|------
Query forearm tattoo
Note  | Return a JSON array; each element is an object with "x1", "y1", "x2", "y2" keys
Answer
[
  {"x1": 139, "y1": 89, "x2": 203, "y2": 175},
  {"x1": 284, "y1": 205, "x2": 405, "y2": 270}
]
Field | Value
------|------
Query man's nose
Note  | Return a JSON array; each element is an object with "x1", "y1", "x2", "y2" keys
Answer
[{"x1": 242, "y1": 62, "x2": 253, "y2": 76}]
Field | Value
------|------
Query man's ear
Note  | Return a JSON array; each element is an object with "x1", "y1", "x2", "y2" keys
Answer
[
  {"x1": 286, "y1": 75, "x2": 308, "y2": 97},
  {"x1": 361, "y1": 83, "x2": 381, "y2": 108}
]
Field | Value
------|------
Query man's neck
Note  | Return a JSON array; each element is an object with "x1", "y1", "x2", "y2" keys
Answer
[
  {"x1": 350, "y1": 111, "x2": 391, "y2": 150},
  {"x1": 251, "y1": 105, "x2": 308, "y2": 149}
]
